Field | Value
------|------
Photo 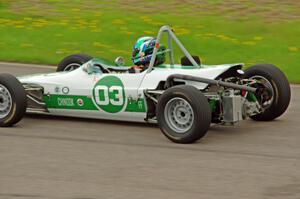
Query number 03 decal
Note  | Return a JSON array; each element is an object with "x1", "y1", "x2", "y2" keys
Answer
[
  {"x1": 94, "y1": 85, "x2": 124, "y2": 106},
  {"x1": 92, "y1": 76, "x2": 125, "y2": 113}
]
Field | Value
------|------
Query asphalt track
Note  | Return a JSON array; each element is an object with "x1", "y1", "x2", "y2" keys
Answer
[{"x1": 0, "y1": 62, "x2": 299, "y2": 199}]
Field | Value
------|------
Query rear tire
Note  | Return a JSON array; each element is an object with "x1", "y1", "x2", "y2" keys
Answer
[
  {"x1": 243, "y1": 64, "x2": 291, "y2": 121},
  {"x1": 157, "y1": 85, "x2": 211, "y2": 144},
  {"x1": 57, "y1": 54, "x2": 92, "y2": 72},
  {"x1": 0, "y1": 74, "x2": 27, "y2": 127}
]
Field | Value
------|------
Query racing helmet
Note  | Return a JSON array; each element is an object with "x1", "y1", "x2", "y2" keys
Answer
[{"x1": 132, "y1": 36, "x2": 166, "y2": 66}]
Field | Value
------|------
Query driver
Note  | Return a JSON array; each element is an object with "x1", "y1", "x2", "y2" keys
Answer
[{"x1": 129, "y1": 36, "x2": 166, "y2": 73}]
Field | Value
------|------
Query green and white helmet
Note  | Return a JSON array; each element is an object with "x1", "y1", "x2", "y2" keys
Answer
[{"x1": 132, "y1": 36, "x2": 166, "y2": 66}]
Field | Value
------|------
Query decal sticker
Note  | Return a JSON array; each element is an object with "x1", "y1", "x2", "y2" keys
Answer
[
  {"x1": 93, "y1": 76, "x2": 125, "y2": 113},
  {"x1": 62, "y1": 87, "x2": 70, "y2": 94},
  {"x1": 54, "y1": 86, "x2": 60, "y2": 93},
  {"x1": 77, "y1": 98, "x2": 84, "y2": 106},
  {"x1": 57, "y1": 97, "x2": 74, "y2": 106}
]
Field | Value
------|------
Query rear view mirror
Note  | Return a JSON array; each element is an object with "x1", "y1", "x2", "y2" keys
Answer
[{"x1": 115, "y1": 56, "x2": 125, "y2": 66}]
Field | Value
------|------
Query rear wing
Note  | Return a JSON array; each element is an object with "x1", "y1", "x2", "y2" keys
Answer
[{"x1": 147, "y1": 25, "x2": 201, "y2": 73}]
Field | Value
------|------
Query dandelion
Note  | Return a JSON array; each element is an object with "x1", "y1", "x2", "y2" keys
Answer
[
  {"x1": 32, "y1": 22, "x2": 45, "y2": 27},
  {"x1": 91, "y1": 29, "x2": 102, "y2": 33},
  {"x1": 71, "y1": 8, "x2": 81, "y2": 12},
  {"x1": 119, "y1": 26, "x2": 128, "y2": 31},
  {"x1": 121, "y1": 31, "x2": 134, "y2": 35},
  {"x1": 77, "y1": 19, "x2": 88, "y2": 25},
  {"x1": 288, "y1": 47, "x2": 298, "y2": 52},
  {"x1": 93, "y1": 42, "x2": 110, "y2": 48},
  {"x1": 241, "y1": 41, "x2": 256, "y2": 46},
  {"x1": 140, "y1": 16, "x2": 149, "y2": 20},
  {"x1": 231, "y1": 39, "x2": 240, "y2": 44},
  {"x1": 143, "y1": 30, "x2": 154, "y2": 34},
  {"x1": 217, "y1": 34, "x2": 231, "y2": 41},
  {"x1": 152, "y1": 21, "x2": 164, "y2": 26},
  {"x1": 23, "y1": 17, "x2": 32, "y2": 21},
  {"x1": 20, "y1": 43, "x2": 34, "y2": 48},
  {"x1": 112, "y1": 19, "x2": 125, "y2": 25},
  {"x1": 109, "y1": 49, "x2": 128, "y2": 54},
  {"x1": 174, "y1": 27, "x2": 190, "y2": 35},
  {"x1": 15, "y1": 25, "x2": 25, "y2": 29},
  {"x1": 253, "y1": 36, "x2": 263, "y2": 41},
  {"x1": 89, "y1": 25, "x2": 97, "y2": 29},
  {"x1": 142, "y1": 18, "x2": 152, "y2": 23},
  {"x1": 196, "y1": 25, "x2": 205, "y2": 29},
  {"x1": 56, "y1": 49, "x2": 67, "y2": 54},
  {"x1": 94, "y1": 12, "x2": 103, "y2": 17},
  {"x1": 204, "y1": 33, "x2": 215, "y2": 37},
  {"x1": 77, "y1": 25, "x2": 86, "y2": 29}
]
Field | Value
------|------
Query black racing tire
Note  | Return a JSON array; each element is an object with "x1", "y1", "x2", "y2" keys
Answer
[
  {"x1": 157, "y1": 85, "x2": 211, "y2": 144},
  {"x1": 0, "y1": 74, "x2": 27, "y2": 127},
  {"x1": 57, "y1": 54, "x2": 93, "y2": 72},
  {"x1": 243, "y1": 64, "x2": 291, "y2": 121}
]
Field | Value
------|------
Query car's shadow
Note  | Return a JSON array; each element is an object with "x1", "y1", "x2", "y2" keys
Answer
[{"x1": 24, "y1": 113, "x2": 158, "y2": 129}]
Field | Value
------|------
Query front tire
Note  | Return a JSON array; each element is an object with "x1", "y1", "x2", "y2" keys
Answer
[
  {"x1": 57, "y1": 54, "x2": 92, "y2": 72},
  {"x1": 244, "y1": 64, "x2": 291, "y2": 121},
  {"x1": 0, "y1": 74, "x2": 27, "y2": 127},
  {"x1": 157, "y1": 85, "x2": 211, "y2": 144}
]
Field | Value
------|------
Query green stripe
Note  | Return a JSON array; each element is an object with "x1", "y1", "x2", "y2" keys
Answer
[
  {"x1": 43, "y1": 95, "x2": 98, "y2": 110},
  {"x1": 43, "y1": 94, "x2": 147, "y2": 113}
]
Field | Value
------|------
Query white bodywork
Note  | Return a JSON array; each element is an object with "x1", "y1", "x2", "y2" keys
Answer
[{"x1": 18, "y1": 62, "x2": 242, "y2": 122}]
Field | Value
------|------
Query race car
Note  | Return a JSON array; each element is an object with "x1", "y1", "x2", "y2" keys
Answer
[{"x1": 0, "y1": 25, "x2": 291, "y2": 143}]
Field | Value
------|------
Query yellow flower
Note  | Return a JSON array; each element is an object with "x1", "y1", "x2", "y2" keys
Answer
[
  {"x1": 71, "y1": 8, "x2": 81, "y2": 12},
  {"x1": 119, "y1": 26, "x2": 128, "y2": 30},
  {"x1": 204, "y1": 33, "x2": 215, "y2": 37},
  {"x1": 20, "y1": 43, "x2": 34, "y2": 48},
  {"x1": 56, "y1": 49, "x2": 67, "y2": 54},
  {"x1": 109, "y1": 49, "x2": 128, "y2": 54},
  {"x1": 94, "y1": 12, "x2": 103, "y2": 17},
  {"x1": 32, "y1": 22, "x2": 45, "y2": 27},
  {"x1": 253, "y1": 36, "x2": 263, "y2": 41},
  {"x1": 91, "y1": 29, "x2": 102, "y2": 33},
  {"x1": 288, "y1": 47, "x2": 298, "y2": 52},
  {"x1": 93, "y1": 42, "x2": 110, "y2": 48},
  {"x1": 174, "y1": 28, "x2": 190, "y2": 35},
  {"x1": 217, "y1": 34, "x2": 231, "y2": 41},
  {"x1": 23, "y1": 17, "x2": 32, "y2": 21},
  {"x1": 144, "y1": 30, "x2": 154, "y2": 34},
  {"x1": 121, "y1": 31, "x2": 134, "y2": 35},
  {"x1": 15, "y1": 25, "x2": 25, "y2": 29},
  {"x1": 196, "y1": 25, "x2": 205, "y2": 29},
  {"x1": 241, "y1": 41, "x2": 256, "y2": 46},
  {"x1": 112, "y1": 19, "x2": 125, "y2": 25}
]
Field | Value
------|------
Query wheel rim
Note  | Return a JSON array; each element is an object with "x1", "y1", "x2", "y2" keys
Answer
[
  {"x1": 0, "y1": 84, "x2": 12, "y2": 119},
  {"x1": 164, "y1": 97, "x2": 194, "y2": 133},
  {"x1": 250, "y1": 75, "x2": 275, "y2": 109},
  {"x1": 63, "y1": 63, "x2": 81, "y2": 71}
]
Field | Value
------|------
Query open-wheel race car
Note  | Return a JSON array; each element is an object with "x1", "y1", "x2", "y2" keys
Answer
[{"x1": 0, "y1": 25, "x2": 291, "y2": 143}]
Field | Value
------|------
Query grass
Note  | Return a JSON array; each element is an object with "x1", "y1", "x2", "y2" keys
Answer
[{"x1": 0, "y1": 0, "x2": 300, "y2": 82}]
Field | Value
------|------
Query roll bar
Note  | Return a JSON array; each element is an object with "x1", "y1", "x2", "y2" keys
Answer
[{"x1": 147, "y1": 25, "x2": 201, "y2": 73}]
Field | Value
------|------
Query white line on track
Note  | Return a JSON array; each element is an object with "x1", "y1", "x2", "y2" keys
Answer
[{"x1": 0, "y1": 61, "x2": 56, "y2": 69}]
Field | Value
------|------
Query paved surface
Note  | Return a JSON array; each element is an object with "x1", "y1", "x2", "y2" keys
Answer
[{"x1": 0, "y1": 62, "x2": 299, "y2": 199}]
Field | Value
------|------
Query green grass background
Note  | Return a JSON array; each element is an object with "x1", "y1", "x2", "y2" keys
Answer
[{"x1": 0, "y1": 0, "x2": 299, "y2": 82}]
